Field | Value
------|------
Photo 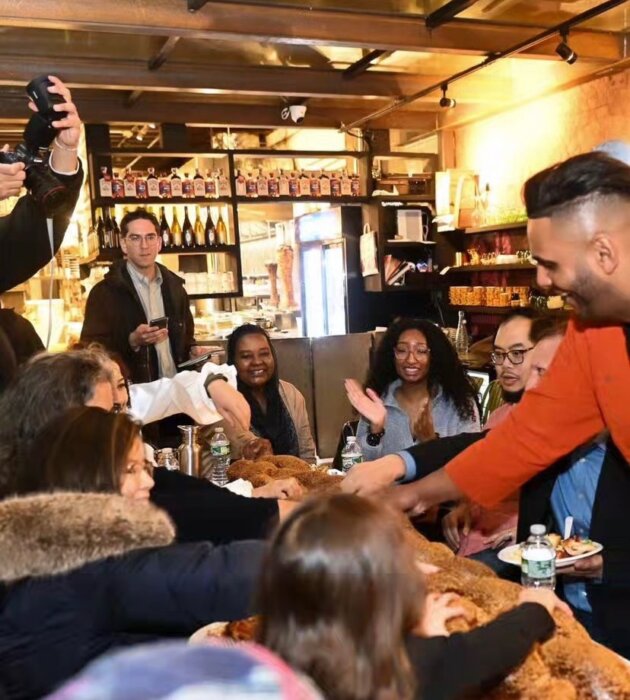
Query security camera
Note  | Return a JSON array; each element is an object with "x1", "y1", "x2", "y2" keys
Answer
[{"x1": 281, "y1": 104, "x2": 307, "y2": 124}]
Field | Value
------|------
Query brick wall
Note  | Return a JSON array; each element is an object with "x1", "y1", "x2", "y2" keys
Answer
[{"x1": 452, "y1": 70, "x2": 630, "y2": 210}]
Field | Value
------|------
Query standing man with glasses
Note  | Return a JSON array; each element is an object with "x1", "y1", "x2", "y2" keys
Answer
[{"x1": 81, "y1": 209, "x2": 195, "y2": 385}]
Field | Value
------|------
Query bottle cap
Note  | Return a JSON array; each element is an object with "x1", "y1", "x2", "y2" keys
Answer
[
  {"x1": 530, "y1": 524, "x2": 546, "y2": 536},
  {"x1": 346, "y1": 436, "x2": 356, "y2": 444}
]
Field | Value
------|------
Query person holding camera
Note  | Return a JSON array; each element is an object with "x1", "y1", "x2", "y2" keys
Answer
[{"x1": 0, "y1": 75, "x2": 83, "y2": 294}]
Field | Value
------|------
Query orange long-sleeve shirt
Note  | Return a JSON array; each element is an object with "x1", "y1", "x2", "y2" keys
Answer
[{"x1": 446, "y1": 320, "x2": 630, "y2": 508}]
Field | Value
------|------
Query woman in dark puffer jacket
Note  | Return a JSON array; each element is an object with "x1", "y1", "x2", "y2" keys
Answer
[{"x1": 0, "y1": 407, "x2": 264, "y2": 700}]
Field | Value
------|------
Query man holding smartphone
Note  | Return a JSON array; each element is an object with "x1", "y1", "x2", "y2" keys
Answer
[{"x1": 81, "y1": 209, "x2": 193, "y2": 384}]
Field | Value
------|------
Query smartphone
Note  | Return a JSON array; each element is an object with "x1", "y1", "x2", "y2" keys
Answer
[{"x1": 149, "y1": 316, "x2": 168, "y2": 330}]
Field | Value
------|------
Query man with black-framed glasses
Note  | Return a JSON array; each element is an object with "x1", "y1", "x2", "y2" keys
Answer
[{"x1": 81, "y1": 209, "x2": 195, "y2": 385}]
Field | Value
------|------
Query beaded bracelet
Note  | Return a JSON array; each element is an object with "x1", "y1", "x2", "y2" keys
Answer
[{"x1": 53, "y1": 137, "x2": 78, "y2": 152}]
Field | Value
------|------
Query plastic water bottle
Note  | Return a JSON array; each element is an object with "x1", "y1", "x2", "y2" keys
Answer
[
  {"x1": 210, "y1": 427, "x2": 230, "y2": 487},
  {"x1": 157, "y1": 447, "x2": 179, "y2": 471},
  {"x1": 521, "y1": 524, "x2": 556, "y2": 589},
  {"x1": 341, "y1": 436, "x2": 363, "y2": 474}
]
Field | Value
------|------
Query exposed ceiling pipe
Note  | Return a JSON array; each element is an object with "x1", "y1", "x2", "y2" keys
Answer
[{"x1": 340, "y1": 0, "x2": 627, "y2": 131}]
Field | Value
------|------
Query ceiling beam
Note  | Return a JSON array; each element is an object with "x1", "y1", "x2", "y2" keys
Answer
[
  {"x1": 0, "y1": 54, "x2": 511, "y2": 102},
  {"x1": 0, "y1": 0, "x2": 621, "y2": 61},
  {"x1": 148, "y1": 36, "x2": 182, "y2": 71},
  {"x1": 0, "y1": 94, "x2": 438, "y2": 131},
  {"x1": 343, "y1": 50, "x2": 391, "y2": 80},
  {"x1": 426, "y1": 1, "x2": 479, "y2": 30}
]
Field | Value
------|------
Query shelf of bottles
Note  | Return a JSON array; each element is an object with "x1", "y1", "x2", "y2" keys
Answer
[{"x1": 232, "y1": 153, "x2": 365, "y2": 200}]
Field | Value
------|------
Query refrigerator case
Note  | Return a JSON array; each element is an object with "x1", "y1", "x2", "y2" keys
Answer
[{"x1": 297, "y1": 206, "x2": 368, "y2": 336}]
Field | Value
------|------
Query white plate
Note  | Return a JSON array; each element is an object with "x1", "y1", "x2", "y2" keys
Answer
[{"x1": 498, "y1": 541, "x2": 603, "y2": 568}]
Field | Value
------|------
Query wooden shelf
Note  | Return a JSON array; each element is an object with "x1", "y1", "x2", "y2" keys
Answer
[
  {"x1": 235, "y1": 196, "x2": 368, "y2": 204},
  {"x1": 159, "y1": 244, "x2": 238, "y2": 254},
  {"x1": 443, "y1": 222, "x2": 527, "y2": 235},
  {"x1": 448, "y1": 305, "x2": 515, "y2": 315},
  {"x1": 93, "y1": 197, "x2": 232, "y2": 206},
  {"x1": 98, "y1": 149, "x2": 366, "y2": 158},
  {"x1": 188, "y1": 291, "x2": 240, "y2": 299},
  {"x1": 372, "y1": 195, "x2": 434, "y2": 204},
  {"x1": 384, "y1": 239, "x2": 437, "y2": 247},
  {"x1": 448, "y1": 263, "x2": 535, "y2": 273}
]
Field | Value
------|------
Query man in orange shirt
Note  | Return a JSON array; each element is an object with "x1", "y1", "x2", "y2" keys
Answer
[{"x1": 384, "y1": 151, "x2": 630, "y2": 572}]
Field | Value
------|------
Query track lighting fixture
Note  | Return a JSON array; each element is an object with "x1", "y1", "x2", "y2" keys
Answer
[
  {"x1": 556, "y1": 32, "x2": 578, "y2": 64},
  {"x1": 439, "y1": 84, "x2": 456, "y2": 109}
]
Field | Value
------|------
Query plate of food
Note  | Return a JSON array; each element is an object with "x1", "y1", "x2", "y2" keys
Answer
[{"x1": 498, "y1": 534, "x2": 603, "y2": 568}]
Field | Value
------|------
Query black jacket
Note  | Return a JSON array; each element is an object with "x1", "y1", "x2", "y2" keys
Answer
[
  {"x1": 409, "y1": 603, "x2": 555, "y2": 700},
  {"x1": 0, "y1": 166, "x2": 83, "y2": 294},
  {"x1": 0, "y1": 492, "x2": 265, "y2": 700},
  {"x1": 151, "y1": 469, "x2": 280, "y2": 546},
  {"x1": 81, "y1": 260, "x2": 194, "y2": 383},
  {"x1": 405, "y1": 431, "x2": 488, "y2": 481},
  {"x1": 517, "y1": 439, "x2": 630, "y2": 659}
]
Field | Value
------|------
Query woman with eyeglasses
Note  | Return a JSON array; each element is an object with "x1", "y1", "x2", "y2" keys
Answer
[
  {"x1": 0, "y1": 406, "x2": 265, "y2": 699},
  {"x1": 345, "y1": 318, "x2": 480, "y2": 462}
]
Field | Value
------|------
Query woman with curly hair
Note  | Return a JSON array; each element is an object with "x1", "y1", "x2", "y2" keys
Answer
[{"x1": 345, "y1": 318, "x2": 480, "y2": 461}]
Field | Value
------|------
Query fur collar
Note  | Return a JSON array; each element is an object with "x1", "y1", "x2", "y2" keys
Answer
[{"x1": 0, "y1": 492, "x2": 175, "y2": 582}]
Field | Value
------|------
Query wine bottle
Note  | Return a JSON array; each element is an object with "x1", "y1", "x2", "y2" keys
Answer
[
  {"x1": 159, "y1": 206, "x2": 172, "y2": 248},
  {"x1": 147, "y1": 167, "x2": 160, "y2": 198},
  {"x1": 182, "y1": 206, "x2": 195, "y2": 248},
  {"x1": 216, "y1": 211, "x2": 228, "y2": 245},
  {"x1": 182, "y1": 172, "x2": 194, "y2": 199},
  {"x1": 205, "y1": 206, "x2": 217, "y2": 247},
  {"x1": 194, "y1": 206, "x2": 205, "y2": 246},
  {"x1": 111, "y1": 209, "x2": 121, "y2": 247},
  {"x1": 171, "y1": 208, "x2": 182, "y2": 247},
  {"x1": 193, "y1": 169, "x2": 206, "y2": 198},
  {"x1": 102, "y1": 208, "x2": 113, "y2": 248},
  {"x1": 96, "y1": 209, "x2": 105, "y2": 249},
  {"x1": 170, "y1": 168, "x2": 183, "y2": 198}
]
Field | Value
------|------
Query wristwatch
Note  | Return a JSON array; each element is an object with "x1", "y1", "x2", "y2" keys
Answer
[{"x1": 366, "y1": 429, "x2": 385, "y2": 446}]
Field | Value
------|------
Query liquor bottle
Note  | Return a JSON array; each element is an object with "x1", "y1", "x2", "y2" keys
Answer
[
  {"x1": 320, "y1": 171, "x2": 331, "y2": 197},
  {"x1": 159, "y1": 172, "x2": 172, "y2": 199},
  {"x1": 288, "y1": 171, "x2": 299, "y2": 198},
  {"x1": 103, "y1": 208, "x2": 114, "y2": 248},
  {"x1": 235, "y1": 169, "x2": 247, "y2": 197},
  {"x1": 111, "y1": 170, "x2": 125, "y2": 199},
  {"x1": 182, "y1": 172, "x2": 194, "y2": 199},
  {"x1": 159, "y1": 206, "x2": 172, "y2": 248},
  {"x1": 194, "y1": 206, "x2": 205, "y2": 246},
  {"x1": 350, "y1": 173, "x2": 361, "y2": 197},
  {"x1": 205, "y1": 206, "x2": 217, "y2": 247},
  {"x1": 217, "y1": 169, "x2": 230, "y2": 197},
  {"x1": 268, "y1": 171, "x2": 279, "y2": 198},
  {"x1": 123, "y1": 169, "x2": 136, "y2": 198},
  {"x1": 298, "y1": 170, "x2": 310, "y2": 197},
  {"x1": 146, "y1": 167, "x2": 160, "y2": 198},
  {"x1": 193, "y1": 169, "x2": 206, "y2": 198},
  {"x1": 216, "y1": 210, "x2": 228, "y2": 245},
  {"x1": 135, "y1": 171, "x2": 148, "y2": 199},
  {"x1": 182, "y1": 206, "x2": 195, "y2": 248},
  {"x1": 279, "y1": 170, "x2": 290, "y2": 197},
  {"x1": 204, "y1": 170, "x2": 217, "y2": 198},
  {"x1": 98, "y1": 166, "x2": 113, "y2": 198},
  {"x1": 309, "y1": 170, "x2": 321, "y2": 197},
  {"x1": 257, "y1": 171, "x2": 269, "y2": 197},
  {"x1": 96, "y1": 209, "x2": 106, "y2": 249},
  {"x1": 170, "y1": 168, "x2": 183, "y2": 198},
  {"x1": 340, "y1": 170, "x2": 352, "y2": 196},
  {"x1": 111, "y1": 209, "x2": 121, "y2": 247},
  {"x1": 245, "y1": 171, "x2": 258, "y2": 198},
  {"x1": 330, "y1": 171, "x2": 341, "y2": 197},
  {"x1": 171, "y1": 208, "x2": 183, "y2": 247}
]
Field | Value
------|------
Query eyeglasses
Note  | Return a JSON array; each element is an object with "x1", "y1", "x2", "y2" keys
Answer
[
  {"x1": 393, "y1": 344, "x2": 431, "y2": 361},
  {"x1": 491, "y1": 347, "x2": 534, "y2": 365},
  {"x1": 124, "y1": 460, "x2": 154, "y2": 477},
  {"x1": 125, "y1": 233, "x2": 159, "y2": 245}
]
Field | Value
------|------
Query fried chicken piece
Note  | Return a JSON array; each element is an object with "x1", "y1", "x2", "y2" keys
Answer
[
  {"x1": 227, "y1": 459, "x2": 279, "y2": 482},
  {"x1": 265, "y1": 455, "x2": 312, "y2": 472}
]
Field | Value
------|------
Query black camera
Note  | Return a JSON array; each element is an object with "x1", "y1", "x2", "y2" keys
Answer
[{"x1": 0, "y1": 76, "x2": 69, "y2": 216}]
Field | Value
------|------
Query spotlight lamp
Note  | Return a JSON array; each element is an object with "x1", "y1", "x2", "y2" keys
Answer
[
  {"x1": 439, "y1": 84, "x2": 456, "y2": 109},
  {"x1": 556, "y1": 32, "x2": 578, "y2": 65}
]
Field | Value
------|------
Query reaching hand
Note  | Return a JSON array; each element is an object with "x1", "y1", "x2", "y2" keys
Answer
[
  {"x1": 518, "y1": 588, "x2": 574, "y2": 618},
  {"x1": 129, "y1": 323, "x2": 168, "y2": 349},
  {"x1": 383, "y1": 482, "x2": 430, "y2": 517},
  {"x1": 31, "y1": 76, "x2": 82, "y2": 150},
  {"x1": 340, "y1": 455, "x2": 406, "y2": 496},
  {"x1": 242, "y1": 437, "x2": 273, "y2": 461},
  {"x1": 253, "y1": 477, "x2": 303, "y2": 500},
  {"x1": 483, "y1": 528, "x2": 516, "y2": 550},
  {"x1": 207, "y1": 380, "x2": 251, "y2": 432},
  {"x1": 344, "y1": 378, "x2": 387, "y2": 433},
  {"x1": 442, "y1": 502, "x2": 472, "y2": 551},
  {"x1": 412, "y1": 398, "x2": 437, "y2": 442},
  {"x1": 557, "y1": 553, "x2": 603, "y2": 580},
  {"x1": 417, "y1": 593, "x2": 468, "y2": 637},
  {"x1": 0, "y1": 150, "x2": 26, "y2": 200}
]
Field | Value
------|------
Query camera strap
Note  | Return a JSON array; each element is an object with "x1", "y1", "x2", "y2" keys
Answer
[{"x1": 45, "y1": 217, "x2": 54, "y2": 349}]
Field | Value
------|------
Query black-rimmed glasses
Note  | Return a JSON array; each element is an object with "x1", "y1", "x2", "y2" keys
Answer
[{"x1": 491, "y1": 347, "x2": 534, "y2": 365}]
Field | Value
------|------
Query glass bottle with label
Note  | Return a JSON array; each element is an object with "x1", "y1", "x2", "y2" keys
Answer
[
  {"x1": 171, "y1": 208, "x2": 182, "y2": 247},
  {"x1": 181, "y1": 173, "x2": 194, "y2": 199},
  {"x1": 310, "y1": 171, "x2": 321, "y2": 197},
  {"x1": 194, "y1": 206, "x2": 205, "y2": 246},
  {"x1": 111, "y1": 209, "x2": 121, "y2": 248},
  {"x1": 170, "y1": 169, "x2": 183, "y2": 198},
  {"x1": 299, "y1": 170, "x2": 311, "y2": 197},
  {"x1": 205, "y1": 207, "x2": 217, "y2": 247},
  {"x1": 320, "y1": 171, "x2": 331, "y2": 197},
  {"x1": 330, "y1": 171, "x2": 341, "y2": 197},
  {"x1": 246, "y1": 171, "x2": 258, "y2": 198},
  {"x1": 103, "y1": 208, "x2": 114, "y2": 248},
  {"x1": 123, "y1": 169, "x2": 136, "y2": 198},
  {"x1": 96, "y1": 210, "x2": 106, "y2": 249},
  {"x1": 350, "y1": 173, "x2": 361, "y2": 197},
  {"x1": 216, "y1": 211, "x2": 228, "y2": 245},
  {"x1": 257, "y1": 171, "x2": 269, "y2": 197},
  {"x1": 111, "y1": 170, "x2": 125, "y2": 200},
  {"x1": 288, "y1": 171, "x2": 299, "y2": 198},
  {"x1": 182, "y1": 206, "x2": 195, "y2": 248},
  {"x1": 217, "y1": 169, "x2": 230, "y2": 197},
  {"x1": 235, "y1": 169, "x2": 247, "y2": 197},
  {"x1": 204, "y1": 170, "x2": 217, "y2": 198},
  {"x1": 268, "y1": 171, "x2": 279, "y2": 198},
  {"x1": 143, "y1": 167, "x2": 157, "y2": 198},
  {"x1": 98, "y1": 166, "x2": 113, "y2": 198},
  {"x1": 159, "y1": 206, "x2": 172, "y2": 248},
  {"x1": 135, "y1": 172, "x2": 148, "y2": 199},
  {"x1": 193, "y1": 169, "x2": 206, "y2": 198},
  {"x1": 158, "y1": 172, "x2": 171, "y2": 199},
  {"x1": 279, "y1": 170, "x2": 290, "y2": 197},
  {"x1": 340, "y1": 170, "x2": 352, "y2": 197}
]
